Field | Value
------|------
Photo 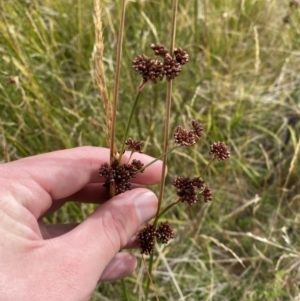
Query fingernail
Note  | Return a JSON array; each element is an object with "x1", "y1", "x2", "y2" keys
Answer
[{"x1": 135, "y1": 191, "x2": 158, "y2": 223}]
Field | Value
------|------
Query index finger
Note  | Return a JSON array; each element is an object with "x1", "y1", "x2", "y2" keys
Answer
[{"x1": 1, "y1": 146, "x2": 163, "y2": 218}]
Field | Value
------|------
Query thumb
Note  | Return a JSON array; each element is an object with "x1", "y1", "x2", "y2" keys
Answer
[{"x1": 56, "y1": 188, "x2": 157, "y2": 279}]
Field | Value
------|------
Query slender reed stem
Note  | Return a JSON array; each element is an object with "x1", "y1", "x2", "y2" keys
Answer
[
  {"x1": 155, "y1": 0, "x2": 178, "y2": 224},
  {"x1": 145, "y1": 0, "x2": 178, "y2": 299},
  {"x1": 110, "y1": 0, "x2": 126, "y2": 165},
  {"x1": 156, "y1": 197, "x2": 181, "y2": 221},
  {"x1": 118, "y1": 88, "x2": 143, "y2": 164},
  {"x1": 155, "y1": 83, "x2": 172, "y2": 218},
  {"x1": 137, "y1": 145, "x2": 178, "y2": 173},
  {"x1": 145, "y1": 253, "x2": 154, "y2": 300},
  {"x1": 200, "y1": 157, "x2": 215, "y2": 176},
  {"x1": 127, "y1": 151, "x2": 134, "y2": 164},
  {"x1": 142, "y1": 255, "x2": 159, "y2": 301}
]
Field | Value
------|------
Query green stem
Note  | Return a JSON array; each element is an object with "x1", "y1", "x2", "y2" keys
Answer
[
  {"x1": 155, "y1": 197, "x2": 181, "y2": 223},
  {"x1": 137, "y1": 145, "x2": 178, "y2": 173},
  {"x1": 145, "y1": 253, "x2": 154, "y2": 300},
  {"x1": 200, "y1": 156, "x2": 215, "y2": 176},
  {"x1": 110, "y1": 0, "x2": 126, "y2": 165},
  {"x1": 145, "y1": 0, "x2": 178, "y2": 299},
  {"x1": 127, "y1": 151, "x2": 134, "y2": 164},
  {"x1": 155, "y1": 0, "x2": 178, "y2": 217},
  {"x1": 118, "y1": 88, "x2": 143, "y2": 164},
  {"x1": 121, "y1": 279, "x2": 129, "y2": 301}
]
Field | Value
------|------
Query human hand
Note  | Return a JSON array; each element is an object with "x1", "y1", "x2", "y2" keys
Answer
[{"x1": 0, "y1": 147, "x2": 162, "y2": 301}]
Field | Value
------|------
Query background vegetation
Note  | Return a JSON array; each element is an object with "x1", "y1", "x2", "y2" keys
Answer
[{"x1": 1, "y1": 0, "x2": 300, "y2": 300}]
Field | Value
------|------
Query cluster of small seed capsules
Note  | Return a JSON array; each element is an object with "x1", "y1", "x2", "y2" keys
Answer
[
  {"x1": 99, "y1": 158, "x2": 144, "y2": 196},
  {"x1": 172, "y1": 176, "x2": 212, "y2": 205},
  {"x1": 99, "y1": 139, "x2": 145, "y2": 197},
  {"x1": 132, "y1": 43, "x2": 189, "y2": 83},
  {"x1": 98, "y1": 120, "x2": 230, "y2": 254},
  {"x1": 100, "y1": 44, "x2": 231, "y2": 255},
  {"x1": 135, "y1": 120, "x2": 230, "y2": 255},
  {"x1": 137, "y1": 221, "x2": 174, "y2": 255},
  {"x1": 174, "y1": 120, "x2": 204, "y2": 147}
]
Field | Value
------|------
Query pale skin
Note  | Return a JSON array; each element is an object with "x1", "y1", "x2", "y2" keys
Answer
[{"x1": 0, "y1": 146, "x2": 162, "y2": 301}]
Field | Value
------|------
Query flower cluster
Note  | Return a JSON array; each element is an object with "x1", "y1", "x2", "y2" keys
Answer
[
  {"x1": 202, "y1": 185, "x2": 213, "y2": 203},
  {"x1": 136, "y1": 224, "x2": 157, "y2": 255},
  {"x1": 150, "y1": 44, "x2": 169, "y2": 58},
  {"x1": 174, "y1": 120, "x2": 203, "y2": 146},
  {"x1": 132, "y1": 43, "x2": 189, "y2": 83},
  {"x1": 172, "y1": 176, "x2": 211, "y2": 205},
  {"x1": 174, "y1": 47, "x2": 189, "y2": 65},
  {"x1": 137, "y1": 222, "x2": 174, "y2": 255},
  {"x1": 125, "y1": 138, "x2": 144, "y2": 153},
  {"x1": 132, "y1": 55, "x2": 164, "y2": 83},
  {"x1": 210, "y1": 141, "x2": 230, "y2": 161},
  {"x1": 174, "y1": 126, "x2": 196, "y2": 146},
  {"x1": 99, "y1": 159, "x2": 144, "y2": 196},
  {"x1": 192, "y1": 120, "x2": 204, "y2": 138},
  {"x1": 163, "y1": 53, "x2": 182, "y2": 81},
  {"x1": 156, "y1": 221, "x2": 174, "y2": 244}
]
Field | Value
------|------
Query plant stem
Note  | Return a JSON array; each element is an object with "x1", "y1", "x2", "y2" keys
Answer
[
  {"x1": 155, "y1": 0, "x2": 178, "y2": 225},
  {"x1": 93, "y1": 0, "x2": 111, "y2": 148},
  {"x1": 145, "y1": 253, "x2": 154, "y2": 300},
  {"x1": 142, "y1": 255, "x2": 159, "y2": 301},
  {"x1": 118, "y1": 88, "x2": 143, "y2": 164},
  {"x1": 127, "y1": 151, "x2": 134, "y2": 164},
  {"x1": 155, "y1": 197, "x2": 181, "y2": 222},
  {"x1": 145, "y1": 0, "x2": 178, "y2": 299},
  {"x1": 137, "y1": 145, "x2": 178, "y2": 173},
  {"x1": 110, "y1": 0, "x2": 126, "y2": 165},
  {"x1": 200, "y1": 156, "x2": 215, "y2": 176}
]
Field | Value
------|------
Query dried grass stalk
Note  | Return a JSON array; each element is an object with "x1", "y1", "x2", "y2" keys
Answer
[{"x1": 92, "y1": 0, "x2": 112, "y2": 148}]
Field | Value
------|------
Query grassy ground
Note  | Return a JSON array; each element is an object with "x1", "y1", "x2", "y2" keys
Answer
[{"x1": 1, "y1": 0, "x2": 300, "y2": 300}]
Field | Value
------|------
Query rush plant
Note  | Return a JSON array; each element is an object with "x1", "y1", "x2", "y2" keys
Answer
[{"x1": 93, "y1": 0, "x2": 230, "y2": 299}]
